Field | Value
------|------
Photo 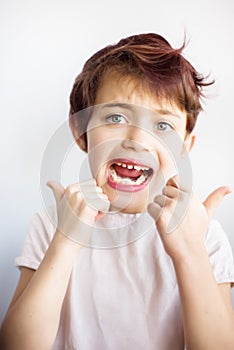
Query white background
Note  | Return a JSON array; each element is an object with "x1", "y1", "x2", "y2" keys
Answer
[{"x1": 0, "y1": 0, "x2": 234, "y2": 323}]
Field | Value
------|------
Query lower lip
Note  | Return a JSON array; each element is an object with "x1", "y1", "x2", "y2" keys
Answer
[{"x1": 107, "y1": 173, "x2": 150, "y2": 192}]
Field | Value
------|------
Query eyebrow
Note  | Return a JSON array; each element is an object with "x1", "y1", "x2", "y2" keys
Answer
[
  {"x1": 99, "y1": 102, "x2": 182, "y2": 119},
  {"x1": 155, "y1": 108, "x2": 182, "y2": 119},
  {"x1": 100, "y1": 102, "x2": 134, "y2": 110}
]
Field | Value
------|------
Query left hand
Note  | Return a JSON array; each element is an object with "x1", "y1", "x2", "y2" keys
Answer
[{"x1": 147, "y1": 176, "x2": 231, "y2": 260}]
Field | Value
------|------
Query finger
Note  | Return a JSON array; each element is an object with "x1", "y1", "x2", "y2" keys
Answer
[
  {"x1": 87, "y1": 198, "x2": 110, "y2": 213},
  {"x1": 162, "y1": 185, "x2": 179, "y2": 198},
  {"x1": 166, "y1": 175, "x2": 180, "y2": 189},
  {"x1": 79, "y1": 179, "x2": 103, "y2": 193},
  {"x1": 166, "y1": 174, "x2": 191, "y2": 193},
  {"x1": 79, "y1": 178, "x2": 97, "y2": 190},
  {"x1": 66, "y1": 180, "x2": 101, "y2": 195},
  {"x1": 47, "y1": 181, "x2": 65, "y2": 207},
  {"x1": 80, "y1": 185, "x2": 103, "y2": 193},
  {"x1": 203, "y1": 186, "x2": 232, "y2": 220},
  {"x1": 79, "y1": 178, "x2": 97, "y2": 186},
  {"x1": 83, "y1": 193, "x2": 109, "y2": 208},
  {"x1": 82, "y1": 191, "x2": 108, "y2": 200},
  {"x1": 153, "y1": 194, "x2": 171, "y2": 207},
  {"x1": 147, "y1": 202, "x2": 162, "y2": 222}
]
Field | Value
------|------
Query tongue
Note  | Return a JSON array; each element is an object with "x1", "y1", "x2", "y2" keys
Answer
[{"x1": 113, "y1": 164, "x2": 143, "y2": 179}]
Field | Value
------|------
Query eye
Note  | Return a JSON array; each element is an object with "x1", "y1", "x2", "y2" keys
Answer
[
  {"x1": 156, "y1": 121, "x2": 173, "y2": 132},
  {"x1": 106, "y1": 113, "x2": 128, "y2": 124}
]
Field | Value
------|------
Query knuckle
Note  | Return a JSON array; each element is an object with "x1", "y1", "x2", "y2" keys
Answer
[
  {"x1": 162, "y1": 187, "x2": 169, "y2": 195},
  {"x1": 80, "y1": 198, "x2": 88, "y2": 209},
  {"x1": 158, "y1": 212, "x2": 168, "y2": 226},
  {"x1": 80, "y1": 203, "x2": 97, "y2": 216},
  {"x1": 95, "y1": 186, "x2": 103, "y2": 193},
  {"x1": 154, "y1": 194, "x2": 162, "y2": 202},
  {"x1": 65, "y1": 184, "x2": 78, "y2": 196}
]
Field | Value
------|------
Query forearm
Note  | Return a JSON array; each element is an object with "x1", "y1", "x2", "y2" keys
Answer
[
  {"x1": 172, "y1": 245, "x2": 234, "y2": 350},
  {"x1": 0, "y1": 231, "x2": 82, "y2": 350}
]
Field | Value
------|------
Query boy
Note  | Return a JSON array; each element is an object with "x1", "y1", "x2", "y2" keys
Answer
[{"x1": 1, "y1": 33, "x2": 234, "y2": 350}]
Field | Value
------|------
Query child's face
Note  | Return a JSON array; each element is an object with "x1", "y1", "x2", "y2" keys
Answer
[{"x1": 83, "y1": 72, "x2": 194, "y2": 213}]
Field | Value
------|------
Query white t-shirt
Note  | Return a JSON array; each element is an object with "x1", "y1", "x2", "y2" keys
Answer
[{"x1": 15, "y1": 207, "x2": 234, "y2": 350}]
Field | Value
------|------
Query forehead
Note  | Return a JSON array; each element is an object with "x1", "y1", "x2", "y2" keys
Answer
[{"x1": 94, "y1": 70, "x2": 185, "y2": 118}]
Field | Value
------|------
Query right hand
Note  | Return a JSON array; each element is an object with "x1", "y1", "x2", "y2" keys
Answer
[{"x1": 47, "y1": 179, "x2": 110, "y2": 242}]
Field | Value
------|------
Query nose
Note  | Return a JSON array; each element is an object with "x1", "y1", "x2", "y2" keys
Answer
[{"x1": 121, "y1": 125, "x2": 153, "y2": 152}]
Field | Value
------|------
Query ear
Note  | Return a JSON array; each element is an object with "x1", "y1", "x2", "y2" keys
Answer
[
  {"x1": 184, "y1": 132, "x2": 196, "y2": 152},
  {"x1": 76, "y1": 135, "x2": 87, "y2": 152}
]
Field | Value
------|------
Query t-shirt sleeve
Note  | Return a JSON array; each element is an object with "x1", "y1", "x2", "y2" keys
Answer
[
  {"x1": 15, "y1": 206, "x2": 57, "y2": 270},
  {"x1": 205, "y1": 219, "x2": 234, "y2": 286}
]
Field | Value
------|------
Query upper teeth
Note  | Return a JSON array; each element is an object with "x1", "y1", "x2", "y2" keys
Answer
[
  {"x1": 116, "y1": 162, "x2": 149, "y2": 171},
  {"x1": 109, "y1": 168, "x2": 148, "y2": 185}
]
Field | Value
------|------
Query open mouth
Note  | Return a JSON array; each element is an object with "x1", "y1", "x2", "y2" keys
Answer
[{"x1": 107, "y1": 159, "x2": 153, "y2": 192}]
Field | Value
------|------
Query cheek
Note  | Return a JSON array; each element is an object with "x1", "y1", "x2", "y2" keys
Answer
[
  {"x1": 154, "y1": 143, "x2": 179, "y2": 183},
  {"x1": 87, "y1": 135, "x2": 118, "y2": 186},
  {"x1": 87, "y1": 127, "x2": 121, "y2": 151},
  {"x1": 153, "y1": 133, "x2": 187, "y2": 179},
  {"x1": 159, "y1": 152, "x2": 177, "y2": 178},
  {"x1": 87, "y1": 130, "x2": 102, "y2": 150},
  {"x1": 88, "y1": 143, "x2": 106, "y2": 183}
]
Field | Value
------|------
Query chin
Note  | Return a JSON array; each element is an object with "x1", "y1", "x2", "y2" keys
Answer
[
  {"x1": 116, "y1": 204, "x2": 147, "y2": 214},
  {"x1": 102, "y1": 182, "x2": 149, "y2": 214}
]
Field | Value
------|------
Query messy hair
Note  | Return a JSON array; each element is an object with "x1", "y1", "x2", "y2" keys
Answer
[{"x1": 69, "y1": 33, "x2": 213, "y2": 151}]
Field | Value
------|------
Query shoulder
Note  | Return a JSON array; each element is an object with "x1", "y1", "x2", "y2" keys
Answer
[
  {"x1": 29, "y1": 205, "x2": 57, "y2": 240},
  {"x1": 204, "y1": 219, "x2": 234, "y2": 284},
  {"x1": 205, "y1": 219, "x2": 231, "y2": 251},
  {"x1": 15, "y1": 205, "x2": 57, "y2": 270}
]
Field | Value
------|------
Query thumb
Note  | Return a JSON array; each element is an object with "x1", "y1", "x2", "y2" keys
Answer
[
  {"x1": 47, "y1": 181, "x2": 65, "y2": 207},
  {"x1": 203, "y1": 186, "x2": 232, "y2": 220}
]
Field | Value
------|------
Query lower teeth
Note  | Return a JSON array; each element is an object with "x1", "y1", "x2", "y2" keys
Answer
[{"x1": 110, "y1": 168, "x2": 147, "y2": 185}]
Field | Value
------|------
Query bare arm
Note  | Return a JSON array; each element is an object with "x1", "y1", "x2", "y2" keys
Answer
[
  {"x1": 0, "y1": 180, "x2": 109, "y2": 350},
  {"x1": 148, "y1": 177, "x2": 234, "y2": 350},
  {"x1": 0, "y1": 231, "x2": 82, "y2": 350},
  {"x1": 173, "y1": 249, "x2": 234, "y2": 350}
]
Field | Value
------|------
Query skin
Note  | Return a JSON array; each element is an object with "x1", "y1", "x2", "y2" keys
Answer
[
  {"x1": 0, "y1": 71, "x2": 234, "y2": 350},
  {"x1": 81, "y1": 72, "x2": 195, "y2": 213}
]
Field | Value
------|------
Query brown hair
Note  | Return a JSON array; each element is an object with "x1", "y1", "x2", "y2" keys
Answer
[{"x1": 69, "y1": 33, "x2": 213, "y2": 151}]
